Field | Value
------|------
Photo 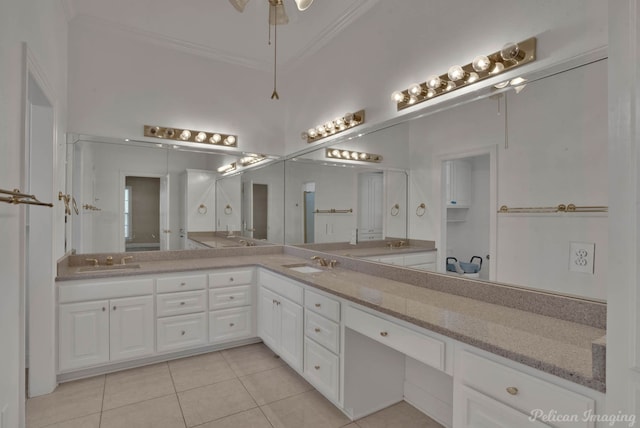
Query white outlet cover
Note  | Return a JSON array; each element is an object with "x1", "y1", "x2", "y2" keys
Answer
[{"x1": 569, "y1": 242, "x2": 595, "y2": 274}]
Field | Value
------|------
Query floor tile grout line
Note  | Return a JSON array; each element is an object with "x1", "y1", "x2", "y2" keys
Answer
[
  {"x1": 165, "y1": 361, "x2": 189, "y2": 428},
  {"x1": 99, "y1": 392, "x2": 178, "y2": 415},
  {"x1": 99, "y1": 374, "x2": 106, "y2": 428}
]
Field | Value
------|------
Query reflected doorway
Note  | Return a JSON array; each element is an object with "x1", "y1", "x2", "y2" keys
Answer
[
  {"x1": 303, "y1": 182, "x2": 316, "y2": 243},
  {"x1": 252, "y1": 183, "x2": 268, "y2": 240}
]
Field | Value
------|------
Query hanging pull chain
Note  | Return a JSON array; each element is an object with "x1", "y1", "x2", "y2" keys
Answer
[{"x1": 271, "y1": 11, "x2": 279, "y2": 100}]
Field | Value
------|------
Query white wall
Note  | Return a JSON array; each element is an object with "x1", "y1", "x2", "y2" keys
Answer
[
  {"x1": 282, "y1": 0, "x2": 607, "y2": 155},
  {"x1": 0, "y1": 0, "x2": 67, "y2": 424},
  {"x1": 67, "y1": 17, "x2": 284, "y2": 156},
  {"x1": 242, "y1": 161, "x2": 285, "y2": 243},
  {"x1": 216, "y1": 175, "x2": 241, "y2": 233},
  {"x1": 184, "y1": 170, "x2": 216, "y2": 233}
]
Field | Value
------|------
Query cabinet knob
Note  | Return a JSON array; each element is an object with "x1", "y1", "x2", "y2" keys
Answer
[
  {"x1": 102, "y1": 307, "x2": 106, "y2": 312},
  {"x1": 315, "y1": 303, "x2": 321, "y2": 308},
  {"x1": 229, "y1": 296, "x2": 235, "y2": 300},
  {"x1": 181, "y1": 330, "x2": 186, "y2": 336},
  {"x1": 506, "y1": 387, "x2": 519, "y2": 396},
  {"x1": 314, "y1": 365, "x2": 320, "y2": 370},
  {"x1": 180, "y1": 282, "x2": 186, "y2": 286},
  {"x1": 380, "y1": 331, "x2": 388, "y2": 337},
  {"x1": 180, "y1": 302, "x2": 185, "y2": 306},
  {"x1": 113, "y1": 306, "x2": 117, "y2": 311},
  {"x1": 314, "y1": 328, "x2": 321, "y2": 333},
  {"x1": 229, "y1": 323, "x2": 235, "y2": 327},
  {"x1": 229, "y1": 277, "x2": 234, "y2": 282}
]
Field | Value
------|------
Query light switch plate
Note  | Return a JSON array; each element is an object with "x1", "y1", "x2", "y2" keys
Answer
[{"x1": 569, "y1": 242, "x2": 595, "y2": 274}]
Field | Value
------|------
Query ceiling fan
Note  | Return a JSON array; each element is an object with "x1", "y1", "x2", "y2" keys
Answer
[
  {"x1": 228, "y1": 0, "x2": 314, "y2": 25},
  {"x1": 228, "y1": 0, "x2": 314, "y2": 99}
]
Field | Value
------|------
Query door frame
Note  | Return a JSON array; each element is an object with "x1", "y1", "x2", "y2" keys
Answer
[
  {"x1": 118, "y1": 172, "x2": 170, "y2": 251},
  {"x1": 435, "y1": 145, "x2": 497, "y2": 280}
]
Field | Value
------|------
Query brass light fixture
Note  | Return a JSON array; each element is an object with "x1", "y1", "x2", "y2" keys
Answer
[
  {"x1": 391, "y1": 38, "x2": 536, "y2": 111},
  {"x1": 301, "y1": 110, "x2": 365, "y2": 143},
  {"x1": 325, "y1": 148, "x2": 382, "y2": 163},
  {"x1": 228, "y1": 0, "x2": 315, "y2": 99},
  {"x1": 144, "y1": 125, "x2": 237, "y2": 147},
  {"x1": 217, "y1": 162, "x2": 237, "y2": 174},
  {"x1": 240, "y1": 154, "x2": 267, "y2": 167}
]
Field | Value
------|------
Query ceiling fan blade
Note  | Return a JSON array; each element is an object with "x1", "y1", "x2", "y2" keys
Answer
[
  {"x1": 294, "y1": 0, "x2": 313, "y2": 11},
  {"x1": 229, "y1": 0, "x2": 250, "y2": 13},
  {"x1": 268, "y1": 1, "x2": 289, "y2": 25}
]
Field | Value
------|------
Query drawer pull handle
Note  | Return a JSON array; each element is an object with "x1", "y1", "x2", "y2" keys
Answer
[
  {"x1": 314, "y1": 365, "x2": 320, "y2": 370},
  {"x1": 229, "y1": 323, "x2": 235, "y2": 327},
  {"x1": 113, "y1": 306, "x2": 117, "y2": 311},
  {"x1": 180, "y1": 302, "x2": 185, "y2": 305},
  {"x1": 102, "y1": 307, "x2": 106, "y2": 312},
  {"x1": 229, "y1": 296, "x2": 235, "y2": 300},
  {"x1": 314, "y1": 328, "x2": 321, "y2": 333},
  {"x1": 180, "y1": 282, "x2": 186, "y2": 286},
  {"x1": 229, "y1": 277, "x2": 234, "y2": 282},
  {"x1": 380, "y1": 331, "x2": 388, "y2": 337},
  {"x1": 315, "y1": 303, "x2": 321, "y2": 308},
  {"x1": 506, "y1": 387, "x2": 519, "y2": 396},
  {"x1": 181, "y1": 330, "x2": 186, "y2": 336}
]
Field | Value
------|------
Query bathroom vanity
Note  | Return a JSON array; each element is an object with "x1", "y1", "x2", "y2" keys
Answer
[{"x1": 56, "y1": 246, "x2": 606, "y2": 427}]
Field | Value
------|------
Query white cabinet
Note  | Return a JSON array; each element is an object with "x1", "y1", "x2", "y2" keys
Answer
[
  {"x1": 157, "y1": 313, "x2": 207, "y2": 352},
  {"x1": 358, "y1": 172, "x2": 384, "y2": 240},
  {"x1": 445, "y1": 159, "x2": 471, "y2": 207},
  {"x1": 258, "y1": 271, "x2": 303, "y2": 372},
  {"x1": 59, "y1": 295, "x2": 154, "y2": 371},
  {"x1": 208, "y1": 268, "x2": 255, "y2": 343}
]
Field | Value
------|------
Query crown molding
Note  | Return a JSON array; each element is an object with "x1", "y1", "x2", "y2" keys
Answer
[{"x1": 73, "y1": 14, "x2": 272, "y2": 71}]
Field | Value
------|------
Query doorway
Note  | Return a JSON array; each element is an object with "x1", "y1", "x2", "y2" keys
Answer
[
  {"x1": 252, "y1": 183, "x2": 268, "y2": 240},
  {"x1": 303, "y1": 182, "x2": 316, "y2": 243}
]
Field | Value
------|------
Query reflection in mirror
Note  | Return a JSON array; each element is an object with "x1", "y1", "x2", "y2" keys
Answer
[
  {"x1": 288, "y1": 58, "x2": 607, "y2": 301},
  {"x1": 69, "y1": 136, "x2": 283, "y2": 253}
]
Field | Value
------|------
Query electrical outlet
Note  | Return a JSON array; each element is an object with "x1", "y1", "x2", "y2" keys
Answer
[{"x1": 569, "y1": 242, "x2": 595, "y2": 274}]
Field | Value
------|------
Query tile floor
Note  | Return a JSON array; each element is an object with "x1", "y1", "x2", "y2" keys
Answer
[{"x1": 26, "y1": 343, "x2": 444, "y2": 428}]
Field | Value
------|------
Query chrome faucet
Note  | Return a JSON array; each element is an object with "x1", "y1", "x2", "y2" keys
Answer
[
  {"x1": 85, "y1": 258, "x2": 98, "y2": 267},
  {"x1": 310, "y1": 256, "x2": 328, "y2": 267},
  {"x1": 120, "y1": 256, "x2": 134, "y2": 265}
]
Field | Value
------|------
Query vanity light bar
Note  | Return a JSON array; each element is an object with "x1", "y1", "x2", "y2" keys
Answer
[
  {"x1": 217, "y1": 162, "x2": 237, "y2": 174},
  {"x1": 301, "y1": 110, "x2": 365, "y2": 144},
  {"x1": 325, "y1": 148, "x2": 382, "y2": 163},
  {"x1": 391, "y1": 38, "x2": 536, "y2": 111},
  {"x1": 239, "y1": 154, "x2": 267, "y2": 167},
  {"x1": 144, "y1": 125, "x2": 238, "y2": 147}
]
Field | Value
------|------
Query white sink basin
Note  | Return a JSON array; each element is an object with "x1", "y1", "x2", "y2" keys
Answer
[{"x1": 283, "y1": 264, "x2": 324, "y2": 274}]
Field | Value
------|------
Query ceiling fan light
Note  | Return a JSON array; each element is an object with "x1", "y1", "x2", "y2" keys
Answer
[
  {"x1": 294, "y1": 0, "x2": 313, "y2": 11},
  {"x1": 228, "y1": 0, "x2": 250, "y2": 13}
]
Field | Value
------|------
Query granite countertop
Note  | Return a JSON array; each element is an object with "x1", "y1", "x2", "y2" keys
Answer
[
  {"x1": 293, "y1": 239, "x2": 437, "y2": 258},
  {"x1": 57, "y1": 248, "x2": 605, "y2": 392}
]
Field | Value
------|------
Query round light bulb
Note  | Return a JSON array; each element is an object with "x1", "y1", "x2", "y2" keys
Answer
[
  {"x1": 344, "y1": 112, "x2": 354, "y2": 123},
  {"x1": 164, "y1": 128, "x2": 175, "y2": 138},
  {"x1": 408, "y1": 83, "x2": 422, "y2": 96},
  {"x1": 494, "y1": 81, "x2": 510, "y2": 89},
  {"x1": 300, "y1": 131, "x2": 309, "y2": 140},
  {"x1": 500, "y1": 42, "x2": 520, "y2": 61},
  {"x1": 408, "y1": 95, "x2": 418, "y2": 105},
  {"x1": 426, "y1": 75, "x2": 441, "y2": 90},
  {"x1": 225, "y1": 135, "x2": 236, "y2": 145},
  {"x1": 180, "y1": 130, "x2": 191, "y2": 141},
  {"x1": 391, "y1": 91, "x2": 405, "y2": 103},
  {"x1": 447, "y1": 65, "x2": 465, "y2": 82},
  {"x1": 491, "y1": 62, "x2": 505, "y2": 75},
  {"x1": 445, "y1": 81, "x2": 456, "y2": 91},
  {"x1": 350, "y1": 152, "x2": 359, "y2": 160},
  {"x1": 331, "y1": 149, "x2": 340, "y2": 157},
  {"x1": 426, "y1": 88, "x2": 436, "y2": 98},
  {"x1": 335, "y1": 117, "x2": 345, "y2": 127},
  {"x1": 325, "y1": 121, "x2": 335, "y2": 131},
  {"x1": 195, "y1": 132, "x2": 207, "y2": 143},
  {"x1": 316, "y1": 126, "x2": 325, "y2": 135},
  {"x1": 149, "y1": 126, "x2": 160, "y2": 136},
  {"x1": 342, "y1": 150, "x2": 350, "y2": 158},
  {"x1": 472, "y1": 55, "x2": 491, "y2": 72},
  {"x1": 359, "y1": 153, "x2": 368, "y2": 160},
  {"x1": 307, "y1": 128, "x2": 317, "y2": 138},
  {"x1": 467, "y1": 72, "x2": 479, "y2": 83},
  {"x1": 210, "y1": 133, "x2": 222, "y2": 143}
]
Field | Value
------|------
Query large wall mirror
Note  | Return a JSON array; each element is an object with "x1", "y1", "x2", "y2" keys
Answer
[
  {"x1": 287, "y1": 57, "x2": 607, "y2": 302},
  {"x1": 67, "y1": 135, "x2": 284, "y2": 253}
]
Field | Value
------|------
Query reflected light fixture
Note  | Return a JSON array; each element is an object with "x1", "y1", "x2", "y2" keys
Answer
[
  {"x1": 391, "y1": 38, "x2": 536, "y2": 111},
  {"x1": 325, "y1": 148, "x2": 382, "y2": 163},
  {"x1": 301, "y1": 110, "x2": 365, "y2": 143},
  {"x1": 228, "y1": 0, "x2": 314, "y2": 99},
  {"x1": 240, "y1": 154, "x2": 267, "y2": 167},
  {"x1": 217, "y1": 162, "x2": 237, "y2": 174},
  {"x1": 144, "y1": 125, "x2": 238, "y2": 147}
]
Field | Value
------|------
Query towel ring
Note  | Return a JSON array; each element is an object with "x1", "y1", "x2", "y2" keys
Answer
[
  {"x1": 72, "y1": 197, "x2": 79, "y2": 215},
  {"x1": 198, "y1": 204, "x2": 207, "y2": 214},
  {"x1": 224, "y1": 204, "x2": 233, "y2": 215},
  {"x1": 416, "y1": 203, "x2": 426, "y2": 217},
  {"x1": 390, "y1": 204, "x2": 400, "y2": 217}
]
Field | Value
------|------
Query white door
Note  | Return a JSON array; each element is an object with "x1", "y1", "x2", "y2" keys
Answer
[
  {"x1": 258, "y1": 287, "x2": 278, "y2": 349},
  {"x1": 279, "y1": 297, "x2": 303, "y2": 372},
  {"x1": 109, "y1": 295, "x2": 154, "y2": 361},
  {"x1": 59, "y1": 301, "x2": 109, "y2": 371},
  {"x1": 160, "y1": 174, "x2": 170, "y2": 250}
]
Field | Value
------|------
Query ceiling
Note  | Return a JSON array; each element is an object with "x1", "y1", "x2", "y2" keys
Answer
[{"x1": 62, "y1": 0, "x2": 380, "y2": 71}]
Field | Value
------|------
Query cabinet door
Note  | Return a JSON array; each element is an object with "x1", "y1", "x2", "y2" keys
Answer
[
  {"x1": 279, "y1": 297, "x2": 303, "y2": 372},
  {"x1": 109, "y1": 295, "x2": 154, "y2": 361},
  {"x1": 446, "y1": 160, "x2": 472, "y2": 206},
  {"x1": 455, "y1": 385, "x2": 550, "y2": 428},
  {"x1": 258, "y1": 287, "x2": 279, "y2": 350},
  {"x1": 59, "y1": 300, "x2": 109, "y2": 371}
]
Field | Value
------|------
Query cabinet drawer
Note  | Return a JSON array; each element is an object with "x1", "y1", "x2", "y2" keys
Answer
[
  {"x1": 305, "y1": 310, "x2": 340, "y2": 354},
  {"x1": 345, "y1": 306, "x2": 445, "y2": 371},
  {"x1": 157, "y1": 313, "x2": 207, "y2": 352},
  {"x1": 458, "y1": 351, "x2": 594, "y2": 427},
  {"x1": 305, "y1": 289, "x2": 340, "y2": 322},
  {"x1": 59, "y1": 278, "x2": 154, "y2": 303},
  {"x1": 403, "y1": 251, "x2": 436, "y2": 266},
  {"x1": 209, "y1": 307, "x2": 254, "y2": 343},
  {"x1": 156, "y1": 274, "x2": 206, "y2": 293},
  {"x1": 209, "y1": 285, "x2": 252, "y2": 310},
  {"x1": 209, "y1": 268, "x2": 254, "y2": 288},
  {"x1": 157, "y1": 290, "x2": 207, "y2": 317},
  {"x1": 259, "y1": 270, "x2": 303, "y2": 305},
  {"x1": 304, "y1": 338, "x2": 339, "y2": 403}
]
